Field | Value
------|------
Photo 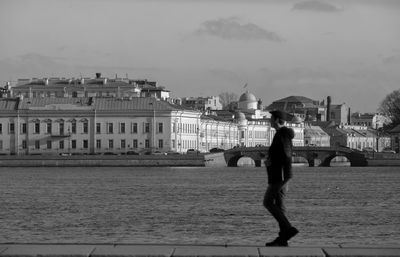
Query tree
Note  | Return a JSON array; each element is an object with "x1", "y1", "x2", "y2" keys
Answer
[
  {"x1": 219, "y1": 92, "x2": 238, "y2": 110},
  {"x1": 378, "y1": 89, "x2": 400, "y2": 127}
]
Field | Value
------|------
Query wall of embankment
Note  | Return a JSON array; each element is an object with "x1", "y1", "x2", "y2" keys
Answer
[{"x1": 0, "y1": 155, "x2": 206, "y2": 167}]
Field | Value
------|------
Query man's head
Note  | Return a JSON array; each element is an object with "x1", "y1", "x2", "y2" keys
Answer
[{"x1": 270, "y1": 110, "x2": 288, "y2": 129}]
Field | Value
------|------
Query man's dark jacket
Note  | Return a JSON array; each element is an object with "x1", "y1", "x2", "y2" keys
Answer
[{"x1": 267, "y1": 127, "x2": 294, "y2": 184}]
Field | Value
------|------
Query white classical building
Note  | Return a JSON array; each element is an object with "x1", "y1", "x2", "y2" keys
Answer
[{"x1": 0, "y1": 90, "x2": 305, "y2": 155}]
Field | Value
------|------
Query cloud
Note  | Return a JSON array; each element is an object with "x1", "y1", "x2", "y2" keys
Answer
[
  {"x1": 292, "y1": 0, "x2": 343, "y2": 12},
  {"x1": 383, "y1": 54, "x2": 400, "y2": 66},
  {"x1": 195, "y1": 17, "x2": 284, "y2": 42}
]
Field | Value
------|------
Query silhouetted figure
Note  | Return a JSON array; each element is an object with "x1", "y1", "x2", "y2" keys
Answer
[{"x1": 263, "y1": 110, "x2": 299, "y2": 247}]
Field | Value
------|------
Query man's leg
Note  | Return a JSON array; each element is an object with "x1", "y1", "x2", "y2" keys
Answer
[
  {"x1": 263, "y1": 182, "x2": 292, "y2": 232},
  {"x1": 263, "y1": 182, "x2": 298, "y2": 246}
]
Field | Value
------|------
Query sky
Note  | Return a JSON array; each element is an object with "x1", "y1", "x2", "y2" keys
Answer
[{"x1": 1, "y1": 0, "x2": 399, "y2": 113}]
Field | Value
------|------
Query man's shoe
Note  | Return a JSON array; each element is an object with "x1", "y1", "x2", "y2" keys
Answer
[
  {"x1": 283, "y1": 227, "x2": 299, "y2": 241},
  {"x1": 265, "y1": 237, "x2": 288, "y2": 247}
]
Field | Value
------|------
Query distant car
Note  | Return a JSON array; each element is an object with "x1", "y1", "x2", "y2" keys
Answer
[
  {"x1": 209, "y1": 148, "x2": 225, "y2": 153},
  {"x1": 362, "y1": 147, "x2": 376, "y2": 152},
  {"x1": 166, "y1": 151, "x2": 180, "y2": 155},
  {"x1": 126, "y1": 151, "x2": 139, "y2": 155},
  {"x1": 187, "y1": 149, "x2": 200, "y2": 154},
  {"x1": 153, "y1": 151, "x2": 167, "y2": 155}
]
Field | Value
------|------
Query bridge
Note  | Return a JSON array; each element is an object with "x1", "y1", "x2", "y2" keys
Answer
[{"x1": 224, "y1": 146, "x2": 368, "y2": 167}]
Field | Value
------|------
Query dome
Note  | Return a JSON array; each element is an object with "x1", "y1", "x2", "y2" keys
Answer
[
  {"x1": 235, "y1": 111, "x2": 246, "y2": 121},
  {"x1": 239, "y1": 91, "x2": 257, "y2": 103}
]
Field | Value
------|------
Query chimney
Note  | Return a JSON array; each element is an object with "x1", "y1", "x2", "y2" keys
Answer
[
  {"x1": 96, "y1": 73, "x2": 101, "y2": 79},
  {"x1": 347, "y1": 107, "x2": 351, "y2": 125},
  {"x1": 326, "y1": 96, "x2": 331, "y2": 121}
]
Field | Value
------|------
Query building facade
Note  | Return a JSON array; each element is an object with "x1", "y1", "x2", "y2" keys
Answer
[
  {"x1": 7, "y1": 73, "x2": 170, "y2": 101},
  {"x1": 321, "y1": 124, "x2": 391, "y2": 151},
  {"x1": 266, "y1": 95, "x2": 327, "y2": 122},
  {"x1": 0, "y1": 96, "x2": 304, "y2": 155},
  {"x1": 351, "y1": 113, "x2": 391, "y2": 129},
  {"x1": 181, "y1": 96, "x2": 223, "y2": 111},
  {"x1": 0, "y1": 97, "x2": 200, "y2": 155},
  {"x1": 304, "y1": 124, "x2": 330, "y2": 147}
]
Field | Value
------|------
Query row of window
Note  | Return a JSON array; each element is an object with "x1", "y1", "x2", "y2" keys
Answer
[
  {"x1": 0, "y1": 122, "x2": 164, "y2": 135},
  {"x1": 0, "y1": 139, "x2": 165, "y2": 151},
  {"x1": 16, "y1": 91, "x2": 122, "y2": 98}
]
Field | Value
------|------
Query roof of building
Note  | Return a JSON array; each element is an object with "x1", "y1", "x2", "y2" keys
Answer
[
  {"x1": 266, "y1": 95, "x2": 321, "y2": 111},
  {"x1": 239, "y1": 91, "x2": 257, "y2": 102},
  {"x1": 389, "y1": 124, "x2": 400, "y2": 133},
  {"x1": 17, "y1": 97, "x2": 188, "y2": 112},
  {"x1": 93, "y1": 98, "x2": 180, "y2": 111},
  {"x1": 351, "y1": 113, "x2": 374, "y2": 119},
  {"x1": 13, "y1": 77, "x2": 167, "y2": 91},
  {"x1": 0, "y1": 98, "x2": 19, "y2": 111},
  {"x1": 304, "y1": 125, "x2": 330, "y2": 137},
  {"x1": 274, "y1": 95, "x2": 317, "y2": 104}
]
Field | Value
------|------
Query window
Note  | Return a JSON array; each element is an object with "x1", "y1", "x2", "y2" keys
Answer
[
  {"x1": 21, "y1": 123, "x2": 27, "y2": 134},
  {"x1": 34, "y1": 122, "x2": 40, "y2": 134},
  {"x1": 59, "y1": 122, "x2": 64, "y2": 135},
  {"x1": 120, "y1": 123, "x2": 126, "y2": 134},
  {"x1": 132, "y1": 123, "x2": 138, "y2": 133},
  {"x1": 133, "y1": 139, "x2": 138, "y2": 149},
  {"x1": 72, "y1": 121, "x2": 77, "y2": 134},
  {"x1": 35, "y1": 140, "x2": 40, "y2": 149},
  {"x1": 121, "y1": 139, "x2": 126, "y2": 149},
  {"x1": 96, "y1": 140, "x2": 101, "y2": 149},
  {"x1": 10, "y1": 123, "x2": 15, "y2": 134},
  {"x1": 158, "y1": 123, "x2": 163, "y2": 133},
  {"x1": 22, "y1": 140, "x2": 27, "y2": 149},
  {"x1": 172, "y1": 123, "x2": 176, "y2": 133},
  {"x1": 59, "y1": 140, "x2": 64, "y2": 149},
  {"x1": 47, "y1": 140, "x2": 52, "y2": 149},
  {"x1": 83, "y1": 121, "x2": 88, "y2": 134},
  {"x1": 145, "y1": 123, "x2": 150, "y2": 133},
  {"x1": 108, "y1": 139, "x2": 114, "y2": 149},
  {"x1": 0, "y1": 124, "x2": 2, "y2": 134},
  {"x1": 72, "y1": 140, "x2": 76, "y2": 149},
  {"x1": 83, "y1": 140, "x2": 88, "y2": 149},
  {"x1": 0, "y1": 140, "x2": 3, "y2": 150},
  {"x1": 47, "y1": 122, "x2": 52, "y2": 134},
  {"x1": 107, "y1": 123, "x2": 113, "y2": 134},
  {"x1": 145, "y1": 139, "x2": 150, "y2": 148},
  {"x1": 158, "y1": 139, "x2": 163, "y2": 149},
  {"x1": 96, "y1": 123, "x2": 101, "y2": 134}
]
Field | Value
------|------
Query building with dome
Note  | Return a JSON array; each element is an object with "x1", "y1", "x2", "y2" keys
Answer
[
  {"x1": 238, "y1": 91, "x2": 257, "y2": 110},
  {"x1": 238, "y1": 91, "x2": 270, "y2": 120}
]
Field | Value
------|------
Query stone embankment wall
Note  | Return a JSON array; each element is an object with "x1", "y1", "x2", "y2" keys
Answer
[
  {"x1": 204, "y1": 153, "x2": 227, "y2": 167},
  {"x1": 0, "y1": 155, "x2": 205, "y2": 167}
]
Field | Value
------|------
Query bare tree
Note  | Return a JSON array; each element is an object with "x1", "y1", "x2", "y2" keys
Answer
[
  {"x1": 219, "y1": 92, "x2": 238, "y2": 110},
  {"x1": 378, "y1": 89, "x2": 400, "y2": 127}
]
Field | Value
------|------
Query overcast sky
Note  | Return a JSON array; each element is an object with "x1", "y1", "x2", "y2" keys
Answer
[{"x1": 1, "y1": 0, "x2": 399, "y2": 112}]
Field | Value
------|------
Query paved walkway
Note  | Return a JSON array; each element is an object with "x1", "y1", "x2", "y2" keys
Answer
[{"x1": 0, "y1": 244, "x2": 399, "y2": 257}]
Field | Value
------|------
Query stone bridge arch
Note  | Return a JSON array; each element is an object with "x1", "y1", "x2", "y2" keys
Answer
[{"x1": 224, "y1": 146, "x2": 367, "y2": 167}]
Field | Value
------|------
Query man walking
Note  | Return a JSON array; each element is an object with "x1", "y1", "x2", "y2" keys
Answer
[{"x1": 263, "y1": 110, "x2": 298, "y2": 247}]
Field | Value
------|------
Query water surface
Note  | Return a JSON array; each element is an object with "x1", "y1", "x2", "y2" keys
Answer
[{"x1": 0, "y1": 166, "x2": 399, "y2": 246}]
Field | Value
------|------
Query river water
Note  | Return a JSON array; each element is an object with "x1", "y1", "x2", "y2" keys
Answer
[{"x1": 0, "y1": 166, "x2": 399, "y2": 246}]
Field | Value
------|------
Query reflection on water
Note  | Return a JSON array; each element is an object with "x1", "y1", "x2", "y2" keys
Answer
[{"x1": 0, "y1": 166, "x2": 399, "y2": 246}]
